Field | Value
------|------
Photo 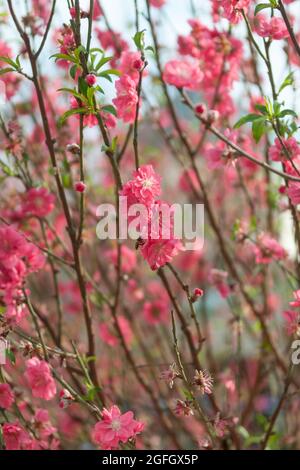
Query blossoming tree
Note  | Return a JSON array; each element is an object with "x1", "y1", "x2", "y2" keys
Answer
[{"x1": 0, "y1": 0, "x2": 300, "y2": 451}]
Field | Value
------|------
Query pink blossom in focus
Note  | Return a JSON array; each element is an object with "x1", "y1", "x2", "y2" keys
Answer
[{"x1": 92, "y1": 405, "x2": 144, "y2": 450}]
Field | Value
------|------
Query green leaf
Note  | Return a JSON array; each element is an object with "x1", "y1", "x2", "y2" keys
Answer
[
  {"x1": 234, "y1": 113, "x2": 262, "y2": 129},
  {"x1": 50, "y1": 53, "x2": 78, "y2": 64},
  {"x1": 255, "y1": 104, "x2": 268, "y2": 115},
  {"x1": 58, "y1": 107, "x2": 87, "y2": 126},
  {"x1": 278, "y1": 72, "x2": 294, "y2": 95},
  {"x1": 101, "y1": 104, "x2": 117, "y2": 117},
  {"x1": 252, "y1": 117, "x2": 267, "y2": 143},
  {"x1": 254, "y1": 3, "x2": 272, "y2": 16},
  {"x1": 69, "y1": 64, "x2": 78, "y2": 80},
  {"x1": 0, "y1": 67, "x2": 15, "y2": 76},
  {"x1": 0, "y1": 56, "x2": 18, "y2": 69},
  {"x1": 278, "y1": 109, "x2": 298, "y2": 119},
  {"x1": 133, "y1": 29, "x2": 146, "y2": 51},
  {"x1": 95, "y1": 55, "x2": 113, "y2": 71},
  {"x1": 57, "y1": 88, "x2": 88, "y2": 104}
]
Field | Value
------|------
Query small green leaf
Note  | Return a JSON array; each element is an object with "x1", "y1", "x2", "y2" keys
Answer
[
  {"x1": 133, "y1": 30, "x2": 146, "y2": 51},
  {"x1": 101, "y1": 105, "x2": 117, "y2": 117},
  {"x1": 234, "y1": 113, "x2": 262, "y2": 129},
  {"x1": 254, "y1": 3, "x2": 272, "y2": 16},
  {"x1": 0, "y1": 67, "x2": 15, "y2": 76},
  {"x1": 252, "y1": 117, "x2": 267, "y2": 143},
  {"x1": 278, "y1": 72, "x2": 294, "y2": 95},
  {"x1": 58, "y1": 107, "x2": 87, "y2": 126},
  {"x1": 278, "y1": 109, "x2": 298, "y2": 119}
]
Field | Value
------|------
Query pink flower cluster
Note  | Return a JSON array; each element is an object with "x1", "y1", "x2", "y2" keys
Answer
[
  {"x1": 213, "y1": 0, "x2": 251, "y2": 25},
  {"x1": 253, "y1": 233, "x2": 287, "y2": 265},
  {"x1": 113, "y1": 75, "x2": 138, "y2": 124},
  {"x1": 163, "y1": 59, "x2": 203, "y2": 90},
  {"x1": 254, "y1": 15, "x2": 289, "y2": 40},
  {"x1": 120, "y1": 165, "x2": 182, "y2": 270},
  {"x1": 0, "y1": 383, "x2": 14, "y2": 410},
  {"x1": 92, "y1": 405, "x2": 144, "y2": 450},
  {"x1": 177, "y1": 19, "x2": 243, "y2": 115},
  {"x1": 283, "y1": 290, "x2": 300, "y2": 336},
  {"x1": 0, "y1": 225, "x2": 45, "y2": 324},
  {"x1": 25, "y1": 357, "x2": 57, "y2": 401}
]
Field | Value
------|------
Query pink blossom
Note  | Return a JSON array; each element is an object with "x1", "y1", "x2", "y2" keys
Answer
[
  {"x1": 121, "y1": 164, "x2": 162, "y2": 207},
  {"x1": 149, "y1": 0, "x2": 166, "y2": 7},
  {"x1": 193, "y1": 369, "x2": 214, "y2": 395},
  {"x1": 99, "y1": 316, "x2": 133, "y2": 347},
  {"x1": 289, "y1": 290, "x2": 300, "y2": 308},
  {"x1": 141, "y1": 238, "x2": 182, "y2": 271},
  {"x1": 105, "y1": 245, "x2": 137, "y2": 274},
  {"x1": 174, "y1": 399, "x2": 194, "y2": 417},
  {"x1": 160, "y1": 363, "x2": 179, "y2": 389},
  {"x1": 163, "y1": 60, "x2": 203, "y2": 90},
  {"x1": 253, "y1": 233, "x2": 287, "y2": 264},
  {"x1": 220, "y1": 0, "x2": 251, "y2": 24},
  {"x1": 25, "y1": 357, "x2": 57, "y2": 401},
  {"x1": 0, "y1": 225, "x2": 45, "y2": 325},
  {"x1": 0, "y1": 383, "x2": 14, "y2": 409},
  {"x1": 23, "y1": 187, "x2": 55, "y2": 218},
  {"x1": 283, "y1": 310, "x2": 300, "y2": 336},
  {"x1": 143, "y1": 299, "x2": 169, "y2": 325},
  {"x1": 92, "y1": 405, "x2": 144, "y2": 450},
  {"x1": 255, "y1": 15, "x2": 289, "y2": 40},
  {"x1": 269, "y1": 137, "x2": 300, "y2": 162},
  {"x1": 113, "y1": 75, "x2": 138, "y2": 124},
  {"x1": 119, "y1": 51, "x2": 144, "y2": 84},
  {"x1": 2, "y1": 422, "x2": 30, "y2": 450}
]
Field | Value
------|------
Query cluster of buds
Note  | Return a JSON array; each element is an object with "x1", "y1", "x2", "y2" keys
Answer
[
  {"x1": 194, "y1": 104, "x2": 220, "y2": 124},
  {"x1": 59, "y1": 389, "x2": 75, "y2": 409}
]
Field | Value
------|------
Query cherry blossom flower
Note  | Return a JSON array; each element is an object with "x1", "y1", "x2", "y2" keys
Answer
[
  {"x1": 120, "y1": 165, "x2": 162, "y2": 207},
  {"x1": 255, "y1": 15, "x2": 289, "y2": 40},
  {"x1": 0, "y1": 383, "x2": 14, "y2": 409},
  {"x1": 2, "y1": 422, "x2": 31, "y2": 450},
  {"x1": 269, "y1": 137, "x2": 300, "y2": 162},
  {"x1": 160, "y1": 363, "x2": 180, "y2": 389},
  {"x1": 113, "y1": 75, "x2": 138, "y2": 124},
  {"x1": 283, "y1": 310, "x2": 300, "y2": 336},
  {"x1": 143, "y1": 299, "x2": 169, "y2": 325},
  {"x1": 290, "y1": 290, "x2": 300, "y2": 308},
  {"x1": 25, "y1": 357, "x2": 57, "y2": 401},
  {"x1": 193, "y1": 369, "x2": 213, "y2": 395},
  {"x1": 163, "y1": 60, "x2": 203, "y2": 90},
  {"x1": 253, "y1": 233, "x2": 287, "y2": 264},
  {"x1": 22, "y1": 187, "x2": 55, "y2": 218},
  {"x1": 92, "y1": 405, "x2": 144, "y2": 450},
  {"x1": 174, "y1": 399, "x2": 194, "y2": 417}
]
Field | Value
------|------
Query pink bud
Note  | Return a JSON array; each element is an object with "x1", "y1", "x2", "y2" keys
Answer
[
  {"x1": 70, "y1": 7, "x2": 76, "y2": 18},
  {"x1": 191, "y1": 288, "x2": 204, "y2": 303},
  {"x1": 195, "y1": 104, "x2": 205, "y2": 115},
  {"x1": 86, "y1": 74, "x2": 97, "y2": 86},
  {"x1": 133, "y1": 59, "x2": 143, "y2": 71},
  {"x1": 75, "y1": 181, "x2": 86, "y2": 193}
]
